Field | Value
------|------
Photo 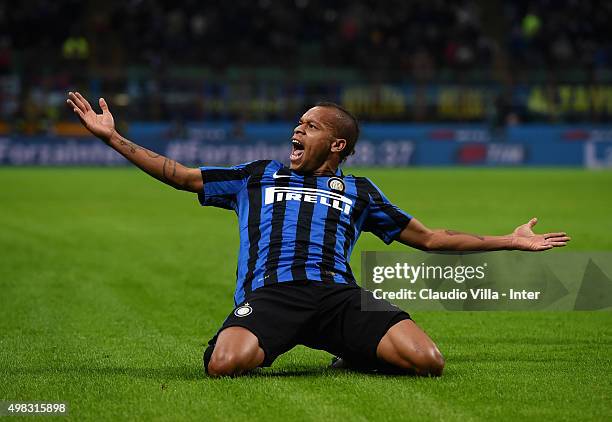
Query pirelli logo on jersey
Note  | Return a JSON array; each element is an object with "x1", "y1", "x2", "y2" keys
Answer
[{"x1": 264, "y1": 186, "x2": 353, "y2": 215}]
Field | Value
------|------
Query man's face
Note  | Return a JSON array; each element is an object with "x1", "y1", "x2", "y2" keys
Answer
[{"x1": 290, "y1": 106, "x2": 338, "y2": 173}]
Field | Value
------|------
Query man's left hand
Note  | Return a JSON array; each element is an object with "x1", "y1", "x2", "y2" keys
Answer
[{"x1": 511, "y1": 218, "x2": 571, "y2": 251}]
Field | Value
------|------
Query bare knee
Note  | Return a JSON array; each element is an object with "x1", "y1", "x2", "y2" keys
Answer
[
  {"x1": 207, "y1": 351, "x2": 250, "y2": 377},
  {"x1": 409, "y1": 347, "x2": 445, "y2": 377},
  {"x1": 205, "y1": 327, "x2": 265, "y2": 377},
  {"x1": 388, "y1": 345, "x2": 445, "y2": 377},
  {"x1": 377, "y1": 320, "x2": 445, "y2": 377}
]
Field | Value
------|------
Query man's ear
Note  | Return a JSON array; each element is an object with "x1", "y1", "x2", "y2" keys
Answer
[{"x1": 331, "y1": 138, "x2": 347, "y2": 153}]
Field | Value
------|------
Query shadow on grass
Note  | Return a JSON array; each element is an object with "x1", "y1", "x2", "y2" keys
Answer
[
  {"x1": 245, "y1": 366, "x2": 338, "y2": 378},
  {"x1": 241, "y1": 363, "x2": 431, "y2": 379}
]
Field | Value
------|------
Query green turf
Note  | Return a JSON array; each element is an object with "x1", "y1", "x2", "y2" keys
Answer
[{"x1": 0, "y1": 167, "x2": 611, "y2": 421}]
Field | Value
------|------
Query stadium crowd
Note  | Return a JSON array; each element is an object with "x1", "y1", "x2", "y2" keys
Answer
[
  {"x1": 1, "y1": 0, "x2": 611, "y2": 128},
  {"x1": 3, "y1": 0, "x2": 611, "y2": 70}
]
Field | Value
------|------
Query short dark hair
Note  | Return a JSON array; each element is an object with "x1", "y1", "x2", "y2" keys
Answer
[{"x1": 315, "y1": 101, "x2": 360, "y2": 162}]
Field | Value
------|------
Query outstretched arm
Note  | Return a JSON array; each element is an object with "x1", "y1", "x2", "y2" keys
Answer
[
  {"x1": 66, "y1": 91, "x2": 202, "y2": 193},
  {"x1": 398, "y1": 217, "x2": 570, "y2": 252}
]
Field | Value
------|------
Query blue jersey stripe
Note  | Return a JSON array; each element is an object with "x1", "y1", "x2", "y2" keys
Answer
[
  {"x1": 241, "y1": 161, "x2": 273, "y2": 299},
  {"x1": 249, "y1": 162, "x2": 279, "y2": 290},
  {"x1": 333, "y1": 176, "x2": 359, "y2": 280},
  {"x1": 263, "y1": 169, "x2": 291, "y2": 285},
  {"x1": 274, "y1": 177, "x2": 304, "y2": 282},
  {"x1": 308, "y1": 177, "x2": 332, "y2": 280},
  {"x1": 234, "y1": 187, "x2": 251, "y2": 304},
  {"x1": 291, "y1": 175, "x2": 317, "y2": 281}
]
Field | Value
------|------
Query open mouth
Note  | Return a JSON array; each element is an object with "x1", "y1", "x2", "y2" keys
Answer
[{"x1": 290, "y1": 139, "x2": 305, "y2": 163}]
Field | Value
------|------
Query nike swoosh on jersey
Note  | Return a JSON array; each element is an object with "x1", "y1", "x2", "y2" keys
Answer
[{"x1": 272, "y1": 170, "x2": 291, "y2": 179}]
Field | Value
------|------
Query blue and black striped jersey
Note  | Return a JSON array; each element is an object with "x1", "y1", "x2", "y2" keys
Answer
[{"x1": 198, "y1": 160, "x2": 412, "y2": 305}]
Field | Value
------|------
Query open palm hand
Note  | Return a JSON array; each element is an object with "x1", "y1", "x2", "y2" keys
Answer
[
  {"x1": 67, "y1": 92, "x2": 115, "y2": 141},
  {"x1": 511, "y1": 218, "x2": 570, "y2": 251}
]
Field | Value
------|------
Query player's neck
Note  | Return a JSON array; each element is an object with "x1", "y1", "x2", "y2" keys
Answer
[{"x1": 311, "y1": 160, "x2": 340, "y2": 177}]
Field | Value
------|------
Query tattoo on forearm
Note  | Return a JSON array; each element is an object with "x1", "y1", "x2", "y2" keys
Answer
[
  {"x1": 161, "y1": 158, "x2": 179, "y2": 185},
  {"x1": 118, "y1": 137, "x2": 137, "y2": 153},
  {"x1": 162, "y1": 158, "x2": 168, "y2": 180},
  {"x1": 113, "y1": 132, "x2": 182, "y2": 187},
  {"x1": 445, "y1": 230, "x2": 485, "y2": 241},
  {"x1": 116, "y1": 134, "x2": 160, "y2": 158}
]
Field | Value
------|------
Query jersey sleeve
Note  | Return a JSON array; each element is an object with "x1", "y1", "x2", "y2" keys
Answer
[
  {"x1": 197, "y1": 161, "x2": 255, "y2": 210},
  {"x1": 362, "y1": 178, "x2": 412, "y2": 244}
]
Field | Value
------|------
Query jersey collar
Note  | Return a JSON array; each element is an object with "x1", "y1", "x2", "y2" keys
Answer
[{"x1": 283, "y1": 166, "x2": 344, "y2": 178}]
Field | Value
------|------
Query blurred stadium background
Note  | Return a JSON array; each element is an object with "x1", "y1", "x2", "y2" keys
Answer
[{"x1": 1, "y1": 0, "x2": 612, "y2": 167}]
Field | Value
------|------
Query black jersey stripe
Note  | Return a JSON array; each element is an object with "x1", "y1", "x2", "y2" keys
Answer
[
  {"x1": 365, "y1": 178, "x2": 411, "y2": 228},
  {"x1": 320, "y1": 198, "x2": 342, "y2": 283},
  {"x1": 263, "y1": 175, "x2": 291, "y2": 285},
  {"x1": 291, "y1": 175, "x2": 317, "y2": 281},
  {"x1": 203, "y1": 168, "x2": 248, "y2": 182},
  {"x1": 342, "y1": 178, "x2": 370, "y2": 260},
  {"x1": 335, "y1": 219, "x2": 355, "y2": 280},
  {"x1": 203, "y1": 194, "x2": 238, "y2": 210},
  {"x1": 242, "y1": 161, "x2": 271, "y2": 294}
]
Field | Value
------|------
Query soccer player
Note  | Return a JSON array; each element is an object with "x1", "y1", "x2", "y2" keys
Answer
[{"x1": 66, "y1": 92, "x2": 570, "y2": 377}]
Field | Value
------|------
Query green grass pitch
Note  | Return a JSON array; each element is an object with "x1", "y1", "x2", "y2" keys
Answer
[{"x1": 1, "y1": 167, "x2": 611, "y2": 421}]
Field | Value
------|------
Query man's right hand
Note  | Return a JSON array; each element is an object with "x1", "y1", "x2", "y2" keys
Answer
[
  {"x1": 66, "y1": 91, "x2": 202, "y2": 192},
  {"x1": 67, "y1": 92, "x2": 115, "y2": 142}
]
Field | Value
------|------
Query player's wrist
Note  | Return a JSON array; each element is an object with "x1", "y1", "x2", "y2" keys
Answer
[
  {"x1": 509, "y1": 234, "x2": 529, "y2": 251},
  {"x1": 506, "y1": 234, "x2": 519, "y2": 250},
  {"x1": 104, "y1": 128, "x2": 118, "y2": 144}
]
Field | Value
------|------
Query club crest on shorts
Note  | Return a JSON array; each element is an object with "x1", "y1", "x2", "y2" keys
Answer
[
  {"x1": 328, "y1": 177, "x2": 345, "y2": 192},
  {"x1": 234, "y1": 303, "x2": 253, "y2": 317}
]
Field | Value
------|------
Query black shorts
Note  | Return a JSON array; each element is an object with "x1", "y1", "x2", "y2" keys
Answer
[{"x1": 204, "y1": 280, "x2": 411, "y2": 369}]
